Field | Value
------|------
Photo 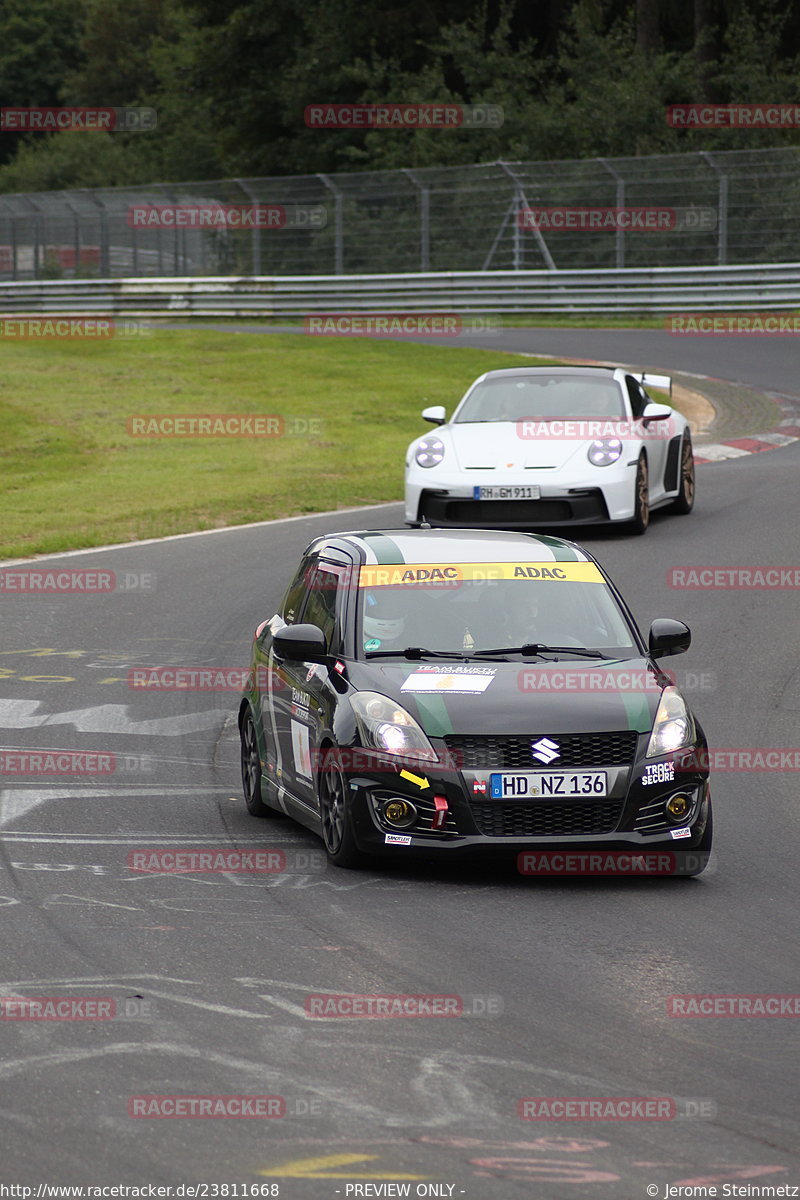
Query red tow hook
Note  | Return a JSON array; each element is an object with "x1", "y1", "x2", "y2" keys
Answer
[{"x1": 431, "y1": 795, "x2": 449, "y2": 830}]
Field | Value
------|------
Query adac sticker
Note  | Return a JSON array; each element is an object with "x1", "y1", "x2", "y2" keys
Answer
[
  {"x1": 358, "y1": 561, "x2": 603, "y2": 587},
  {"x1": 641, "y1": 761, "x2": 675, "y2": 786},
  {"x1": 401, "y1": 665, "x2": 496, "y2": 695},
  {"x1": 385, "y1": 833, "x2": 412, "y2": 846},
  {"x1": 670, "y1": 826, "x2": 692, "y2": 840}
]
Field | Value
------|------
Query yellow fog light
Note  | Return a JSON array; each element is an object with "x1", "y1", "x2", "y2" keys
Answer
[
  {"x1": 665, "y1": 793, "x2": 690, "y2": 820},
  {"x1": 382, "y1": 799, "x2": 417, "y2": 829}
]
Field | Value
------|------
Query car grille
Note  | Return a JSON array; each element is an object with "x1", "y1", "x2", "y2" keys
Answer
[
  {"x1": 470, "y1": 800, "x2": 623, "y2": 837},
  {"x1": 445, "y1": 731, "x2": 639, "y2": 771}
]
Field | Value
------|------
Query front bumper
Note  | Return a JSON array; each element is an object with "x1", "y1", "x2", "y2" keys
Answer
[
  {"x1": 405, "y1": 468, "x2": 638, "y2": 526},
  {"x1": 341, "y1": 736, "x2": 710, "y2": 874}
]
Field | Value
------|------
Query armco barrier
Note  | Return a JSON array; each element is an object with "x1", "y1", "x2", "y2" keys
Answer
[{"x1": 1, "y1": 263, "x2": 800, "y2": 317}]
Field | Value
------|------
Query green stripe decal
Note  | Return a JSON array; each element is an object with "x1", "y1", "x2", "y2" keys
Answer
[
  {"x1": 621, "y1": 690, "x2": 653, "y2": 734},
  {"x1": 360, "y1": 534, "x2": 405, "y2": 564},
  {"x1": 412, "y1": 694, "x2": 454, "y2": 738},
  {"x1": 527, "y1": 534, "x2": 580, "y2": 561}
]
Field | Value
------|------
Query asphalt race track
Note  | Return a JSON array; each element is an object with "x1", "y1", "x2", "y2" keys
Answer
[{"x1": 1, "y1": 330, "x2": 799, "y2": 1195}]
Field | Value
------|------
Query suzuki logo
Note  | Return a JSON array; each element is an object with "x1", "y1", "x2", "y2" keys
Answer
[{"x1": 531, "y1": 737, "x2": 560, "y2": 764}]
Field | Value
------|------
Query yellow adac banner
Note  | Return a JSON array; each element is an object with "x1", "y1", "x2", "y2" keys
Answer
[{"x1": 358, "y1": 561, "x2": 604, "y2": 586}]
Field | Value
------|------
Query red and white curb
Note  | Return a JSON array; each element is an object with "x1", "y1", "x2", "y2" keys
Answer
[{"x1": 695, "y1": 392, "x2": 800, "y2": 463}]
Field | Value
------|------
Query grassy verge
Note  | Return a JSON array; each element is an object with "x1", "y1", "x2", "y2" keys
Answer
[{"x1": 1, "y1": 331, "x2": 574, "y2": 559}]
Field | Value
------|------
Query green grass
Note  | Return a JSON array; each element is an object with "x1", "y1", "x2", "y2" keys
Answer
[{"x1": 0, "y1": 331, "x2": 568, "y2": 559}]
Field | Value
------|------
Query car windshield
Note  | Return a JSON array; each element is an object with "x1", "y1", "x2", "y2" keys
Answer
[
  {"x1": 357, "y1": 562, "x2": 638, "y2": 657},
  {"x1": 454, "y1": 375, "x2": 625, "y2": 423}
]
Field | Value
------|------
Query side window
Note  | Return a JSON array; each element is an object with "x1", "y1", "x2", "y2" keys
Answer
[
  {"x1": 300, "y1": 563, "x2": 343, "y2": 652},
  {"x1": 280, "y1": 555, "x2": 316, "y2": 625},
  {"x1": 625, "y1": 376, "x2": 648, "y2": 418}
]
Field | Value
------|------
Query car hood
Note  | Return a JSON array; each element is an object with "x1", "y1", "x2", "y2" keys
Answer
[
  {"x1": 345, "y1": 656, "x2": 665, "y2": 738},
  {"x1": 445, "y1": 422, "x2": 586, "y2": 471}
]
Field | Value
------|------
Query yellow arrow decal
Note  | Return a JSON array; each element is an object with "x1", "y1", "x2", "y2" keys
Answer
[
  {"x1": 258, "y1": 1152, "x2": 429, "y2": 1179},
  {"x1": 400, "y1": 770, "x2": 430, "y2": 790}
]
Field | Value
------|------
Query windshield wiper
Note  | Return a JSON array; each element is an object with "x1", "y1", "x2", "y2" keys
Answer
[
  {"x1": 366, "y1": 647, "x2": 468, "y2": 660},
  {"x1": 470, "y1": 644, "x2": 611, "y2": 659}
]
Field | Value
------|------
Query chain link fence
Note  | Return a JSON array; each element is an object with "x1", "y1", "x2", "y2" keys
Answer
[{"x1": 1, "y1": 147, "x2": 800, "y2": 280}]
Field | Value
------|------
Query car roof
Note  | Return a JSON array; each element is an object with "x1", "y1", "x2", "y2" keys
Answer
[
  {"x1": 475, "y1": 366, "x2": 625, "y2": 380},
  {"x1": 309, "y1": 528, "x2": 598, "y2": 566}
]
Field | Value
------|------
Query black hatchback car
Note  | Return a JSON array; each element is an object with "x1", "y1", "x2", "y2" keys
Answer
[{"x1": 239, "y1": 529, "x2": 712, "y2": 874}]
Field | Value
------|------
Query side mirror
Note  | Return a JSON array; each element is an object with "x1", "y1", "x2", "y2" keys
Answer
[
  {"x1": 642, "y1": 402, "x2": 673, "y2": 426},
  {"x1": 648, "y1": 618, "x2": 691, "y2": 659},
  {"x1": 422, "y1": 405, "x2": 446, "y2": 425},
  {"x1": 273, "y1": 623, "x2": 328, "y2": 662}
]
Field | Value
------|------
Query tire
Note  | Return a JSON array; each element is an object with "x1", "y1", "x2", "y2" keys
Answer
[
  {"x1": 317, "y1": 747, "x2": 367, "y2": 869},
  {"x1": 628, "y1": 454, "x2": 650, "y2": 535},
  {"x1": 670, "y1": 433, "x2": 695, "y2": 515},
  {"x1": 240, "y1": 707, "x2": 278, "y2": 818}
]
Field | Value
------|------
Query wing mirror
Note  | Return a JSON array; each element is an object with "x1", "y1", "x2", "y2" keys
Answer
[
  {"x1": 422, "y1": 405, "x2": 446, "y2": 425},
  {"x1": 648, "y1": 618, "x2": 691, "y2": 658},
  {"x1": 273, "y1": 623, "x2": 328, "y2": 662}
]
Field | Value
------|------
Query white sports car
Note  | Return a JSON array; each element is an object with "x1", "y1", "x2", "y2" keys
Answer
[{"x1": 404, "y1": 366, "x2": 695, "y2": 535}]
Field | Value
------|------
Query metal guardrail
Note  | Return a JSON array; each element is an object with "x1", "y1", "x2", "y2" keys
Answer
[{"x1": 1, "y1": 263, "x2": 800, "y2": 316}]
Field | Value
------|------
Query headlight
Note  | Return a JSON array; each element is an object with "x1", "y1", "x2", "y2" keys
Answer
[
  {"x1": 415, "y1": 436, "x2": 445, "y2": 468},
  {"x1": 350, "y1": 692, "x2": 437, "y2": 761},
  {"x1": 587, "y1": 438, "x2": 623, "y2": 466},
  {"x1": 646, "y1": 686, "x2": 695, "y2": 757}
]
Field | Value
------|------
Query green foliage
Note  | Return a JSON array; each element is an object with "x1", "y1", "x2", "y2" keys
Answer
[{"x1": 0, "y1": 0, "x2": 799, "y2": 191}]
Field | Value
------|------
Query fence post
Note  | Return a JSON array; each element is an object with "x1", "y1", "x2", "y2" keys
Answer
[
  {"x1": 599, "y1": 158, "x2": 625, "y2": 269},
  {"x1": 317, "y1": 175, "x2": 343, "y2": 273},
  {"x1": 402, "y1": 169, "x2": 430, "y2": 272},
  {"x1": 701, "y1": 152, "x2": 728, "y2": 266},
  {"x1": 237, "y1": 178, "x2": 261, "y2": 275},
  {"x1": 497, "y1": 161, "x2": 556, "y2": 270}
]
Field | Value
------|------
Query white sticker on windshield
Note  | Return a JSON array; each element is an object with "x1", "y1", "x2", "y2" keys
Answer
[{"x1": 401, "y1": 665, "x2": 496, "y2": 694}]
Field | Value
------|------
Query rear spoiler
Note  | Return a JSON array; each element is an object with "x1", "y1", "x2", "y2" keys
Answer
[{"x1": 633, "y1": 371, "x2": 672, "y2": 396}]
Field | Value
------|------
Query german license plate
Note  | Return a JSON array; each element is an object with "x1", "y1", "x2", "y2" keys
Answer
[
  {"x1": 489, "y1": 771, "x2": 608, "y2": 799},
  {"x1": 473, "y1": 485, "x2": 540, "y2": 500}
]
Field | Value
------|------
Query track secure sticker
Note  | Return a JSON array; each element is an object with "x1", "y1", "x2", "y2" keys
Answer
[
  {"x1": 358, "y1": 562, "x2": 603, "y2": 586},
  {"x1": 641, "y1": 762, "x2": 675, "y2": 786},
  {"x1": 401, "y1": 665, "x2": 496, "y2": 695},
  {"x1": 385, "y1": 833, "x2": 412, "y2": 846},
  {"x1": 670, "y1": 826, "x2": 692, "y2": 839}
]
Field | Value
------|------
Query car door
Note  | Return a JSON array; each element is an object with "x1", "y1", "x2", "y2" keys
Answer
[
  {"x1": 273, "y1": 560, "x2": 348, "y2": 809},
  {"x1": 626, "y1": 375, "x2": 670, "y2": 501},
  {"x1": 252, "y1": 553, "x2": 316, "y2": 802}
]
